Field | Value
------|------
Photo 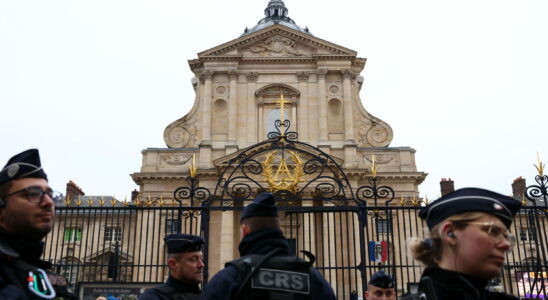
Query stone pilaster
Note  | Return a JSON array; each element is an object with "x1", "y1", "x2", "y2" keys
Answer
[
  {"x1": 200, "y1": 71, "x2": 213, "y2": 168},
  {"x1": 246, "y1": 72, "x2": 258, "y2": 146},
  {"x1": 342, "y1": 69, "x2": 355, "y2": 143},
  {"x1": 227, "y1": 71, "x2": 239, "y2": 149},
  {"x1": 200, "y1": 71, "x2": 213, "y2": 143},
  {"x1": 317, "y1": 69, "x2": 328, "y2": 143},
  {"x1": 297, "y1": 71, "x2": 310, "y2": 142}
]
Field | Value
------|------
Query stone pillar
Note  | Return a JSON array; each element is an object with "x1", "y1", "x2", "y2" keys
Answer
[
  {"x1": 200, "y1": 71, "x2": 213, "y2": 168},
  {"x1": 227, "y1": 71, "x2": 238, "y2": 148},
  {"x1": 219, "y1": 210, "x2": 235, "y2": 266},
  {"x1": 246, "y1": 72, "x2": 258, "y2": 146},
  {"x1": 201, "y1": 71, "x2": 213, "y2": 143},
  {"x1": 297, "y1": 72, "x2": 309, "y2": 142},
  {"x1": 342, "y1": 69, "x2": 355, "y2": 142},
  {"x1": 318, "y1": 69, "x2": 328, "y2": 143}
]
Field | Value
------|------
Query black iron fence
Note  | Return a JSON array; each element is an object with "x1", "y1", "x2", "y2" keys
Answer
[
  {"x1": 43, "y1": 118, "x2": 548, "y2": 299},
  {"x1": 43, "y1": 199, "x2": 548, "y2": 299}
]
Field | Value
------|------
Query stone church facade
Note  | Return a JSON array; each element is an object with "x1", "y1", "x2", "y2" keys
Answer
[{"x1": 132, "y1": 0, "x2": 426, "y2": 282}]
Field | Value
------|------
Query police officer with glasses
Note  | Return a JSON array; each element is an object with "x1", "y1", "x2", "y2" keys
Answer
[
  {"x1": 201, "y1": 192, "x2": 336, "y2": 300},
  {"x1": 0, "y1": 149, "x2": 75, "y2": 299},
  {"x1": 402, "y1": 187, "x2": 521, "y2": 300}
]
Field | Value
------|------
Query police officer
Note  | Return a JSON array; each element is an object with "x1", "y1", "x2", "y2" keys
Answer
[
  {"x1": 201, "y1": 192, "x2": 336, "y2": 300},
  {"x1": 402, "y1": 188, "x2": 521, "y2": 300},
  {"x1": 0, "y1": 149, "x2": 75, "y2": 299},
  {"x1": 366, "y1": 270, "x2": 396, "y2": 300},
  {"x1": 139, "y1": 234, "x2": 205, "y2": 300}
]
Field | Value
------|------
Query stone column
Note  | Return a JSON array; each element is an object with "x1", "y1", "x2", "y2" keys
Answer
[
  {"x1": 227, "y1": 71, "x2": 238, "y2": 148},
  {"x1": 200, "y1": 71, "x2": 213, "y2": 168},
  {"x1": 246, "y1": 72, "x2": 258, "y2": 146},
  {"x1": 297, "y1": 71, "x2": 309, "y2": 142},
  {"x1": 342, "y1": 69, "x2": 355, "y2": 142},
  {"x1": 318, "y1": 69, "x2": 328, "y2": 143},
  {"x1": 201, "y1": 71, "x2": 213, "y2": 143}
]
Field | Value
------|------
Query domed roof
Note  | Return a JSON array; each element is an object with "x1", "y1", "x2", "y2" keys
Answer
[{"x1": 241, "y1": 0, "x2": 312, "y2": 37}]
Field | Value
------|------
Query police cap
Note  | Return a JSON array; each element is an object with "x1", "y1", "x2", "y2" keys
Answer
[
  {"x1": 164, "y1": 234, "x2": 204, "y2": 254},
  {"x1": 240, "y1": 192, "x2": 278, "y2": 221},
  {"x1": 419, "y1": 187, "x2": 521, "y2": 229},
  {"x1": 0, "y1": 149, "x2": 48, "y2": 186},
  {"x1": 368, "y1": 270, "x2": 395, "y2": 289}
]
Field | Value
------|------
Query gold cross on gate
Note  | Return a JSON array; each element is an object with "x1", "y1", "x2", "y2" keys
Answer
[{"x1": 274, "y1": 94, "x2": 290, "y2": 124}]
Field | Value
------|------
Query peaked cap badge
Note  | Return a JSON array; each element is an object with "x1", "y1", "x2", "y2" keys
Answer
[{"x1": 7, "y1": 165, "x2": 19, "y2": 178}]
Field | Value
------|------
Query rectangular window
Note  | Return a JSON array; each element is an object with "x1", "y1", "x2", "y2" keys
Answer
[
  {"x1": 376, "y1": 218, "x2": 393, "y2": 234},
  {"x1": 520, "y1": 227, "x2": 538, "y2": 241},
  {"x1": 63, "y1": 227, "x2": 82, "y2": 242},
  {"x1": 520, "y1": 229, "x2": 528, "y2": 241},
  {"x1": 105, "y1": 227, "x2": 122, "y2": 243},
  {"x1": 528, "y1": 227, "x2": 537, "y2": 241},
  {"x1": 165, "y1": 219, "x2": 181, "y2": 235}
]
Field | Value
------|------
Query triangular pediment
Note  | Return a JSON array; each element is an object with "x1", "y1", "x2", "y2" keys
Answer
[{"x1": 198, "y1": 25, "x2": 357, "y2": 59}]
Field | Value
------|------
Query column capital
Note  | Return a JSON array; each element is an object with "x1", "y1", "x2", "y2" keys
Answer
[
  {"x1": 297, "y1": 71, "x2": 310, "y2": 82},
  {"x1": 342, "y1": 69, "x2": 354, "y2": 80},
  {"x1": 246, "y1": 72, "x2": 258, "y2": 82},
  {"x1": 199, "y1": 70, "x2": 214, "y2": 83},
  {"x1": 229, "y1": 70, "x2": 239, "y2": 81},
  {"x1": 317, "y1": 68, "x2": 328, "y2": 80}
]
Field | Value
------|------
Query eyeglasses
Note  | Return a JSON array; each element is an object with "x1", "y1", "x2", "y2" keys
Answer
[
  {"x1": 462, "y1": 221, "x2": 516, "y2": 248},
  {"x1": 3, "y1": 186, "x2": 63, "y2": 204}
]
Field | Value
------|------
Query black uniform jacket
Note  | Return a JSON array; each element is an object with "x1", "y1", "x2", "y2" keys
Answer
[
  {"x1": 138, "y1": 275, "x2": 201, "y2": 300},
  {"x1": 401, "y1": 265, "x2": 518, "y2": 300},
  {"x1": 0, "y1": 228, "x2": 75, "y2": 299},
  {"x1": 200, "y1": 228, "x2": 336, "y2": 300}
]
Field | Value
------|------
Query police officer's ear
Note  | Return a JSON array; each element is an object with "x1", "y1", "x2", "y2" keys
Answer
[
  {"x1": 441, "y1": 222, "x2": 458, "y2": 247},
  {"x1": 167, "y1": 256, "x2": 178, "y2": 270},
  {"x1": 240, "y1": 223, "x2": 251, "y2": 238}
]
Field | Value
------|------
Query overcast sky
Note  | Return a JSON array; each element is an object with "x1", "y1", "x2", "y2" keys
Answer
[{"x1": 1, "y1": 0, "x2": 547, "y2": 201}]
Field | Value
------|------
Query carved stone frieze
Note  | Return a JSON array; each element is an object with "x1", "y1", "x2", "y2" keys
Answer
[
  {"x1": 159, "y1": 154, "x2": 192, "y2": 166},
  {"x1": 363, "y1": 153, "x2": 399, "y2": 165},
  {"x1": 241, "y1": 36, "x2": 313, "y2": 57}
]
